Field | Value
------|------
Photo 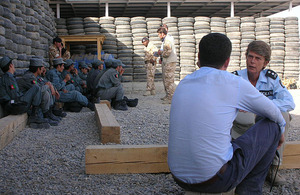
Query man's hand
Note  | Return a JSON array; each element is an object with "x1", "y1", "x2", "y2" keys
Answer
[
  {"x1": 74, "y1": 68, "x2": 78, "y2": 75},
  {"x1": 277, "y1": 134, "x2": 285, "y2": 150},
  {"x1": 54, "y1": 90, "x2": 60, "y2": 100},
  {"x1": 64, "y1": 74, "x2": 70, "y2": 82},
  {"x1": 157, "y1": 50, "x2": 162, "y2": 55},
  {"x1": 120, "y1": 67, "x2": 125, "y2": 75},
  {"x1": 63, "y1": 89, "x2": 68, "y2": 93}
]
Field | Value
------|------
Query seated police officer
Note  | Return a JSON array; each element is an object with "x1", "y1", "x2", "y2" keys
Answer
[
  {"x1": 17, "y1": 58, "x2": 60, "y2": 126},
  {"x1": 96, "y1": 59, "x2": 127, "y2": 111},
  {"x1": 46, "y1": 58, "x2": 95, "y2": 111},
  {"x1": 0, "y1": 56, "x2": 50, "y2": 128}
]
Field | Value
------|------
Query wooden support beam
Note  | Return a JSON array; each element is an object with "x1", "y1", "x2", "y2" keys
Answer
[
  {"x1": 280, "y1": 141, "x2": 300, "y2": 169},
  {"x1": 85, "y1": 145, "x2": 169, "y2": 174},
  {"x1": 0, "y1": 113, "x2": 28, "y2": 150},
  {"x1": 100, "y1": 100, "x2": 111, "y2": 110},
  {"x1": 95, "y1": 104, "x2": 120, "y2": 144},
  {"x1": 85, "y1": 142, "x2": 300, "y2": 174}
]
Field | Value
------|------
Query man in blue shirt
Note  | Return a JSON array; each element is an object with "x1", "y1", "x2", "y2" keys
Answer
[
  {"x1": 231, "y1": 40, "x2": 295, "y2": 185},
  {"x1": 168, "y1": 33, "x2": 285, "y2": 194}
]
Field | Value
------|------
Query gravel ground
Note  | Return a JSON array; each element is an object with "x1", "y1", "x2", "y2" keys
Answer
[{"x1": 0, "y1": 87, "x2": 299, "y2": 195}]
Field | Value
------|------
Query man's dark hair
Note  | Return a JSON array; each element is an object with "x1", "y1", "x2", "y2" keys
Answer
[
  {"x1": 1, "y1": 60, "x2": 12, "y2": 73},
  {"x1": 198, "y1": 33, "x2": 232, "y2": 69},
  {"x1": 157, "y1": 27, "x2": 167, "y2": 35},
  {"x1": 53, "y1": 64, "x2": 63, "y2": 69},
  {"x1": 53, "y1": 37, "x2": 62, "y2": 44},
  {"x1": 29, "y1": 66, "x2": 41, "y2": 73}
]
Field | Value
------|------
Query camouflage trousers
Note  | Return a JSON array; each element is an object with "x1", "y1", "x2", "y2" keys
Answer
[
  {"x1": 162, "y1": 61, "x2": 176, "y2": 100},
  {"x1": 145, "y1": 62, "x2": 156, "y2": 91}
]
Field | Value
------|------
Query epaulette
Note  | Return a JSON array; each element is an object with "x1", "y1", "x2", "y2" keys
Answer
[
  {"x1": 232, "y1": 71, "x2": 239, "y2": 76},
  {"x1": 265, "y1": 69, "x2": 278, "y2": 80}
]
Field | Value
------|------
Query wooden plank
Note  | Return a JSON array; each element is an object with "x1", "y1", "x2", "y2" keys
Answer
[
  {"x1": 0, "y1": 113, "x2": 28, "y2": 150},
  {"x1": 86, "y1": 142, "x2": 300, "y2": 174},
  {"x1": 95, "y1": 104, "x2": 120, "y2": 144},
  {"x1": 280, "y1": 141, "x2": 300, "y2": 169},
  {"x1": 85, "y1": 145, "x2": 169, "y2": 174},
  {"x1": 99, "y1": 100, "x2": 111, "y2": 110}
]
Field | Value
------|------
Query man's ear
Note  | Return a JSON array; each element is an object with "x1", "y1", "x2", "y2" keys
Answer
[
  {"x1": 263, "y1": 60, "x2": 269, "y2": 69},
  {"x1": 221, "y1": 58, "x2": 230, "y2": 70}
]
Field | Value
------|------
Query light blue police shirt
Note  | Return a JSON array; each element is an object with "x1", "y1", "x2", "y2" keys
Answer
[
  {"x1": 235, "y1": 69, "x2": 295, "y2": 112},
  {"x1": 168, "y1": 67, "x2": 286, "y2": 184}
]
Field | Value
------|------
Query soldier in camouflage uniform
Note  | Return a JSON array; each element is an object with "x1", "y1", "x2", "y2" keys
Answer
[
  {"x1": 142, "y1": 37, "x2": 157, "y2": 96},
  {"x1": 157, "y1": 27, "x2": 177, "y2": 104},
  {"x1": 49, "y1": 37, "x2": 70, "y2": 67}
]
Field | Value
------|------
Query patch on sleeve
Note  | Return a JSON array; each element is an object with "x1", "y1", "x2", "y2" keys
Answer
[
  {"x1": 279, "y1": 79, "x2": 285, "y2": 88},
  {"x1": 232, "y1": 71, "x2": 239, "y2": 76},
  {"x1": 265, "y1": 69, "x2": 278, "y2": 80},
  {"x1": 32, "y1": 80, "x2": 37, "y2": 84},
  {"x1": 115, "y1": 74, "x2": 118, "y2": 78}
]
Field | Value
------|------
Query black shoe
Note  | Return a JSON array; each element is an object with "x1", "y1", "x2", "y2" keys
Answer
[
  {"x1": 53, "y1": 108, "x2": 67, "y2": 117},
  {"x1": 44, "y1": 110, "x2": 61, "y2": 121},
  {"x1": 113, "y1": 100, "x2": 128, "y2": 111},
  {"x1": 87, "y1": 102, "x2": 95, "y2": 111},
  {"x1": 44, "y1": 118, "x2": 59, "y2": 126},
  {"x1": 29, "y1": 122, "x2": 50, "y2": 129}
]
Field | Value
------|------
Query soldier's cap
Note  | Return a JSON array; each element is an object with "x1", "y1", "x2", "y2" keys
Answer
[
  {"x1": 81, "y1": 64, "x2": 88, "y2": 69},
  {"x1": 30, "y1": 58, "x2": 44, "y2": 67},
  {"x1": 87, "y1": 63, "x2": 92, "y2": 68},
  {"x1": 104, "y1": 59, "x2": 113, "y2": 69},
  {"x1": 43, "y1": 61, "x2": 50, "y2": 68},
  {"x1": 142, "y1": 37, "x2": 149, "y2": 43},
  {"x1": 53, "y1": 58, "x2": 66, "y2": 66},
  {"x1": 112, "y1": 59, "x2": 125, "y2": 68},
  {"x1": 65, "y1": 59, "x2": 74, "y2": 68},
  {"x1": 0, "y1": 56, "x2": 12, "y2": 68},
  {"x1": 91, "y1": 59, "x2": 104, "y2": 68}
]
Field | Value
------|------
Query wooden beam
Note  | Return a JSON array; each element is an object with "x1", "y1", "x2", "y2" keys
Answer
[
  {"x1": 95, "y1": 104, "x2": 120, "y2": 144},
  {"x1": 85, "y1": 145, "x2": 169, "y2": 174},
  {"x1": 280, "y1": 141, "x2": 300, "y2": 169},
  {"x1": 0, "y1": 113, "x2": 28, "y2": 150},
  {"x1": 100, "y1": 100, "x2": 111, "y2": 110},
  {"x1": 85, "y1": 142, "x2": 300, "y2": 174}
]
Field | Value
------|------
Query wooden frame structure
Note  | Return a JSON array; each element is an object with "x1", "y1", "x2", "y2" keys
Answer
[{"x1": 59, "y1": 35, "x2": 106, "y2": 60}]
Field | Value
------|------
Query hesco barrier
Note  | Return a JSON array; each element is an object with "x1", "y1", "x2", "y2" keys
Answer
[
  {"x1": 0, "y1": 0, "x2": 56, "y2": 76},
  {"x1": 56, "y1": 16, "x2": 300, "y2": 82}
]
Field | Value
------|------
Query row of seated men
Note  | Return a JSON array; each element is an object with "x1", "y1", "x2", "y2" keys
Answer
[{"x1": 0, "y1": 55, "x2": 136, "y2": 129}]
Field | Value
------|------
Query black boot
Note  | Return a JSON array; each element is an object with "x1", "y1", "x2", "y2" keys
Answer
[
  {"x1": 87, "y1": 101, "x2": 95, "y2": 111},
  {"x1": 28, "y1": 106, "x2": 49, "y2": 124},
  {"x1": 53, "y1": 108, "x2": 67, "y2": 117},
  {"x1": 45, "y1": 108, "x2": 61, "y2": 121},
  {"x1": 113, "y1": 100, "x2": 128, "y2": 111}
]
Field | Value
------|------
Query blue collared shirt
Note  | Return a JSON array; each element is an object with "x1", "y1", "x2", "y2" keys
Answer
[
  {"x1": 168, "y1": 67, "x2": 286, "y2": 184},
  {"x1": 235, "y1": 69, "x2": 295, "y2": 112}
]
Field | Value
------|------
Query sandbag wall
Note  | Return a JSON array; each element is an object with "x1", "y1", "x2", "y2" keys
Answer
[
  {"x1": 0, "y1": 0, "x2": 56, "y2": 75},
  {"x1": 55, "y1": 15, "x2": 299, "y2": 82}
]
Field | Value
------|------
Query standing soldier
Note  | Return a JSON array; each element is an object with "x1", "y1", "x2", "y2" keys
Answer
[
  {"x1": 142, "y1": 37, "x2": 158, "y2": 96},
  {"x1": 157, "y1": 27, "x2": 177, "y2": 104},
  {"x1": 49, "y1": 37, "x2": 70, "y2": 67}
]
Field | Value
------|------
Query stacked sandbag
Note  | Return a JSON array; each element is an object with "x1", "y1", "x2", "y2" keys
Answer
[
  {"x1": 269, "y1": 17, "x2": 285, "y2": 77},
  {"x1": 70, "y1": 45, "x2": 86, "y2": 54},
  {"x1": 255, "y1": 17, "x2": 270, "y2": 44},
  {"x1": 131, "y1": 16, "x2": 148, "y2": 82},
  {"x1": 162, "y1": 17, "x2": 180, "y2": 81},
  {"x1": 210, "y1": 17, "x2": 226, "y2": 34},
  {"x1": 115, "y1": 17, "x2": 133, "y2": 82},
  {"x1": 84, "y1": 17, "x2": 100, "y2": 35},
  {"x1": 178, "y1": 17, "x2": 195, "y2": 80},
  {"x1": 240, "y1": 17, "x2": 255, "y2": 69},
  {"x1": 0, "y1": 0, "x2": 55, "y2": 71},
  {"x1": 226, "y1": 17, "x2": 241, "y2": 72},
  {"x1": 100, "y1": 17, "x2": 117, "y2": 58},
  {"x1": 146, "y1": 17, "x2": 162, "y2": 80},
  {"x1": 194, "y1": 16, "x2": 210, "y2": 70},
  {"x1": 284, "y1": 17, "x2": 299, "y2": 79},
  {"x1": 67, "y1": 17, "x2": 84, "y2": 35},
  {"x1": 55, "y1": 18, "x2": 68, "y2": 36}
]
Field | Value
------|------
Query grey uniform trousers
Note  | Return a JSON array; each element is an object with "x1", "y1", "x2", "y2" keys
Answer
[{"x1": 96, "y1": 85, "x2": 124, "y2": 101}]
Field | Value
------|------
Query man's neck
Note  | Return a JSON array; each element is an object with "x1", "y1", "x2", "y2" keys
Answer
[
  {"x1": 247, "y1": 72, "x2": 259, "y2": 87},
  {"x1": 33, "y1": 72, "x2": 39, "y2": 77}
]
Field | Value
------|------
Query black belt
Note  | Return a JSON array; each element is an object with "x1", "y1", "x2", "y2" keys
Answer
[{"x1": 172, "y1": 163, "x2": 228, "y2": 187}]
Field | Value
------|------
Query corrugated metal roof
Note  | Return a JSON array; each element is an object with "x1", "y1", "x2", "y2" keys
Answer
[{"x1": 49, "y1": 0, "x2": 300, "y2": 19}]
